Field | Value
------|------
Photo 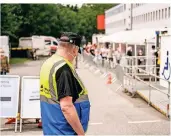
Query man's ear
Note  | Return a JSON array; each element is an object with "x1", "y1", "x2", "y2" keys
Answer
[{"x1": 73, "y1": 47, "x2": 78, "y2": 55}]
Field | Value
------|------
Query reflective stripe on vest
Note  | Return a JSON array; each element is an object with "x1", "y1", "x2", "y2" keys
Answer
[{"x1": 40, "y1": 55, "x2": 66, "y2": 103}]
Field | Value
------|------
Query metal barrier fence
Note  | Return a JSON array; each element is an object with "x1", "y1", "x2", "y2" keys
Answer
[
  {"x1": 81, "y1": 52, "x2": 170, "y2": 118},
  {"x1": 82, "y1": 52, "x2": 158, "y2": 81},
  {"x1": 123, "y1": 65, "x2": 170, "y2": 118},
  {"x1": 82, "y1": 53, "x2": 124, "y2": 81}
]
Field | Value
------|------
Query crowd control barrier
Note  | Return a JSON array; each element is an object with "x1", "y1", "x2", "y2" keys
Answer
[
  {"x1": 0, "y1": 75, "x2": 41, "y2": 132},
  {"x1": 81, "y1": 51, "x2": 170, "y2": 118},
  {"x1": 82, "y1": 53, "x2": 124, "y2": 92},
  {"x1": 0, "y1": 75, "x2": 20, "y2": 132},
  {"x1": 20, "y1": 76, "x2": 40, "y2": 132}
]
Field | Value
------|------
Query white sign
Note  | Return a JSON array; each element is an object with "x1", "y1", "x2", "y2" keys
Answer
[
  {"x1": 21, "y1": 76, "x2": 40, "y2": 119},
  {"x1": 0, "y1": 75, "x2": 20, "y2": 118},
  {"x1": 160, "y1": 35, "x2": 171, "y2": 88}
]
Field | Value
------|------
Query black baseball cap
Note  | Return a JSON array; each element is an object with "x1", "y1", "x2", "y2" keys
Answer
[{"x1": 59, "y1": 32, "x2": 82, "y2": 53}]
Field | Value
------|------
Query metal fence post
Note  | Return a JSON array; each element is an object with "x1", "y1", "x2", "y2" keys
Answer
[
  {"x1": 123, "y1": 70, "x2": 125, "y2": 90},
  {"x1": 136, "y1": 56, "x2": 138, "y2": 74},
  {"x1": 154, "y1": 57, "x2": 157, "y2": 82},
  {"x1": 148, "y1": 74, "x2": 152, "y2": 105},
  {"x1": 132, "y1": 58, "x2": 133, "y2": 77},
  {"x1": 131, "y1": 64, "x2": 134, "y2": 95},
  {"x1": 167, "y1": 81, "x2": 170, "y2": 118}
]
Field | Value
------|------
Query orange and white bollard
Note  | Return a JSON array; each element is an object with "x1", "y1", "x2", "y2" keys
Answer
[{"x1": 106, "y1": 73, "x2": 112, "y2": 85}]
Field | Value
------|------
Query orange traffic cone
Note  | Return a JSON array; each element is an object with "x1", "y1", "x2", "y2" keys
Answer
[
  {"x1": 5, "y1": 118, "x2": 16, "y2": 124},
  {"x1": 5, "y1": 113, "x2": 20, "y2": 124},
  {"x1": 106, "y1": 73, "x2": 112, "y2": 84}
]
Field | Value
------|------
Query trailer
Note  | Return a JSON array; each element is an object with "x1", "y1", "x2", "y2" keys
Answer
[{"x1": 11, "y1": 36, "x2": 59, "y2": 59}]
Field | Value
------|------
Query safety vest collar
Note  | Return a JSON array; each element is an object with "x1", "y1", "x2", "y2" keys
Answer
[{"x1": 53, "y1": 53, "x2": 74, "y2": 69}]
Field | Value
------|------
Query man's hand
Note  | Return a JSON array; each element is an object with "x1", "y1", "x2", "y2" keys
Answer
[{"x1": 60, "y1": 96, "x2": 84, "y2": 135}]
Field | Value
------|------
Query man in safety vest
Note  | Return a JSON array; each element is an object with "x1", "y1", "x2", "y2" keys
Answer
[{"x1": 40, "y1": 32, "x2": 90, "y2": 135}]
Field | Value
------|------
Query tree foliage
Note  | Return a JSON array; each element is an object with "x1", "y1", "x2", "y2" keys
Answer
[{"x1": 1, "y1": 4, "x2": 117, "y2": 46}]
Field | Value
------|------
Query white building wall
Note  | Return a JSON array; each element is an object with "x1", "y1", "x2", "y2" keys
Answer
[
  {"x1": 105, "y1": 4, "x2": 127, "y2": 35},
  {"x1": 125, "y1": 4, "x2": 132, "y2": 30},
  {"x1": 132, "y1": 3, "x2": 171, "y2": 29},
  {"x1": 105, "y1": 3, "x2": 171, "y2": 34}
]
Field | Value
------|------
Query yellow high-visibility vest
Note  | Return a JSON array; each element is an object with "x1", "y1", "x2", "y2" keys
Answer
[{"x1": 40, "y1": 54, "x2": 88, "y2": 101}]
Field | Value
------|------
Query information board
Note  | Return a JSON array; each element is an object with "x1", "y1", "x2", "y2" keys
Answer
[
  {"x1": 160, "y1": 35, "x2": 171, "y2": 88},
  {"x1": 0, "y1": 75, "x2": 20, "y2": 118},
  {"x1": 20, "y1": 76, "x2": 41, "y2": 119}
]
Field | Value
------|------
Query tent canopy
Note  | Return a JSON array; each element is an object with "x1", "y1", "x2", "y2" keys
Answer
[{"x1": 100, "y1": 28, "x2": 171, "y2": 44}]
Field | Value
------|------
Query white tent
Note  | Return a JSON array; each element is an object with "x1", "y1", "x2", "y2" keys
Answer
[
  {"x1": 102, "y1": 28, "x2": 171, "y2": 44},
  {"x1": 98, "y1": 35, "x2": 112, "y2": 42}
]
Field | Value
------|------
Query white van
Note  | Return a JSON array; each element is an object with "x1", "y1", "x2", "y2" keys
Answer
[
  {"x1": 41, "y1": 36, "x2": 59, "y2": 55},
  {"x1": 19, "y1": 36, "x2": 59, "y2": 58}
]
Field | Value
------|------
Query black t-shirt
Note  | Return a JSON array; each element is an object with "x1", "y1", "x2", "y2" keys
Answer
[{"x1": 55, "y1": 64, "x2": 82, "y2": 103}]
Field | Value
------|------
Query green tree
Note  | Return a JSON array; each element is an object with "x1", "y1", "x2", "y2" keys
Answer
[
  {"x1": 1, "y1": 4, "x2": 22, "y2": 41},
  {"x1": 1, "y1": 4, "x2": 117, "y2": 46}
]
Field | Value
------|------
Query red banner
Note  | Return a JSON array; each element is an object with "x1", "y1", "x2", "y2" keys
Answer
[{"x1": 97, "y1": 14, "x2": 105, "y2": 30}]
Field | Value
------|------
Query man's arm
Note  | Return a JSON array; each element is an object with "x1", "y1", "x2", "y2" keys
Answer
[
  {"x1": 56, "y1": 65, "x2": 84, "y2": 135},
  {"x1": 60, "y1": 96, "x2": 84, "y2": 135}
]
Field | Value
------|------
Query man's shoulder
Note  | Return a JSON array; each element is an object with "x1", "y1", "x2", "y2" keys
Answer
[
  {"x1": 58, "y1": 64, "x2": 71, "y2": 71},
  {"x1": 56, "y1": 64, "x2": 72, "y2": 77}
]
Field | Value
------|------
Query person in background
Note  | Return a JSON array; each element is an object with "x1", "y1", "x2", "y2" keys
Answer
[
  {"x1": 83, "y1": 44, "x2": 86, "y2": 52},
  {"x1": 126, "y1": 46, "x2": 133, "y2": 73},
  {"x1": 114, "y1": 47, "x2": 122, "y2": 64},
  {"x1": 152, "y1": 46, "x2": 160, "y2": 76},
  {"x1": 137, "y1": 49, "x2": 145, "y2": 73},
  {"x1": 0, "y1": 48, "x2": 10, "y2": 75},
  {"x1": 86, "y1": 42, "x2": 92, "y2": 54},
  {"x1": 100, "y1": 43, "x2": 108, "y2": 67},
  {"x1": 151, "y1": 45, "x2": 156, "y2": 57},
  {"x1": 150, "y1": 45, "x2": 157, "y2": 74},
  {"x1": 90, "y1": 44, "x2": 96, "y2": 56},
  {"x1": 126, "y1": 46, "x2": 133, "y2": 57},
  {"x1": 93, "y1": 45, "x2": 101, "y2": 64},
  {"x1": 156, "y1": 48, "x2": 161, "y2": 76},
  {"x1": 107, "y1": 44, "x2": 114, "y2": 68},
  {"x1": 137, "y1": 49, "x2": 144, "y2": 65}
]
